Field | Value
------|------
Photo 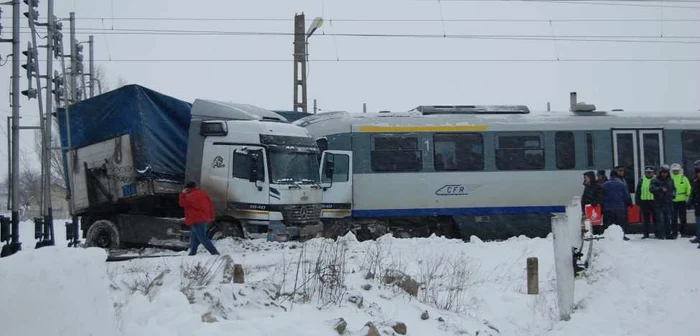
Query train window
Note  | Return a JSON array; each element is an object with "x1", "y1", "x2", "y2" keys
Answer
[
  {"x1": 555, "y1": 132, "x2": 576, "y2": 169},
  {"x1": 495, "y1": 134, "x2": 545, "y2": 170},
  {"x1": 374, "y1": 137, "x2": 417, "y2": 150},
  {"x1": 586, "y1": 132, "x2": 595, "y2": 168},
  {"x1": 682, "y1": 131, "x2": 700, "y2": 178},
  {"x1": 433, "y1": 133, "x2": 484, "y2": 171},
  {"x1": 371, "y1": 136, "x2": 422, "y2": 172},
  {"x1": 321, "y1": 153, "x2": 350, "y2": 183}
]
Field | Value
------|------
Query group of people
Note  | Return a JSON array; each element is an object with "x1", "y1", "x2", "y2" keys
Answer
[{"x1": 582, "y1": 162, "x2": 700, "y2": 248}]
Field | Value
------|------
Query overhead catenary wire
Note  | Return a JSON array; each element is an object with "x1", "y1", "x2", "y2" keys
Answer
[
  {"x1": 3, "y1": 16, "x2": 693, "y2": 23},
  {"x1": 417, "y1": 0, "x2": 700, "y2": 9},
  {"x1": 11, "y1": 28, "x2": 700, "y2": 45},
  {"x1": 35, "y1": 58, "x2": 700, "y2": 62}
]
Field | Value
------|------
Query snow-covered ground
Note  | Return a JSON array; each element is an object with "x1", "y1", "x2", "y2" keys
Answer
[{"x1": 1, "y1": 220, "x2": 699, "y2": 336}]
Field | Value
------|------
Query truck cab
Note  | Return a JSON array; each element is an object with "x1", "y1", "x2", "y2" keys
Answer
[{"x1": 197, "y1": 118, "x2": 323, "y2": 240}]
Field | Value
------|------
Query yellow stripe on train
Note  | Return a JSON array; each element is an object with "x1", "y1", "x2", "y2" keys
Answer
[{"x1": 358, "y1": 125, "x2": 488, "y2": 133}]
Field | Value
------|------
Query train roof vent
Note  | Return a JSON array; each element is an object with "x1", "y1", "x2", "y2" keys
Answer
[{"x1": 412, "y1": 105, "x2": 530, "y2": 115}]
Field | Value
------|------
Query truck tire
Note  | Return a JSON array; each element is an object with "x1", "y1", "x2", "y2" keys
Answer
[
  {"x1": 208, "y1": 219, "x2": 244, "y2": 240},
  {"x1": 85, "y1": 219, "x2": 120, "y2": 249}
]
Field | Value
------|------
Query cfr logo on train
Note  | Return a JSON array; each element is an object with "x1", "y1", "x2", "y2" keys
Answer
[{"x1": 435, "y1": 184, "x2": 480, "y2": 196}]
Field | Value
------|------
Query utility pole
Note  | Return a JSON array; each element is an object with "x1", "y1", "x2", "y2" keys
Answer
[
  {"x1": 88, "y1": 35, "x2": 94, "y2": 97},
  {"x1": 0, "y1": 0, "x2": 23, "y2": 257},
  {"x1": 69, "y1": 12, "x2": 77, "y2": 103},
  {"x1": 42, "y1": 0, "x2": 55, "y2": 246},
  {"x1": 293, "y1": 13, "x2": 306, "y2": 112}
]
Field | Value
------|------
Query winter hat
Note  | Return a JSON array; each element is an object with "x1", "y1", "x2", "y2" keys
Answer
[
  {"x1": 660, "y1": 164, "x2": 671, "y2": 173},
  {"x1": 671, "y1": 163, "x2": 682, "y2": 171}
]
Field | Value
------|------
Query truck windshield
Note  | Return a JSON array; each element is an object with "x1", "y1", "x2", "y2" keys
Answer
[{"x1": 268, "y1": 149, "x2": 320, "y2": 184}]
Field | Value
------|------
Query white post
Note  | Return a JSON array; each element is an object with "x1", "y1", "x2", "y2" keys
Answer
[
  {"x1": 552, "y1": 215, "x2": 574, "y2": 320},
  {"x1": 567, "y1": 196, "x2": 583, "y2": 249}
]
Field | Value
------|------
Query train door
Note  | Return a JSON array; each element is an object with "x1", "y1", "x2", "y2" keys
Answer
[
  {"x1": 319, "y1": 151, "x2": 353, "y2": 218},
  {"x1": 612, "y1": 128, "x2": 664, "y2": 199}
]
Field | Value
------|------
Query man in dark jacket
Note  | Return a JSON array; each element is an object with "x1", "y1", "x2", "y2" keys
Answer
[
  {"x1": 688, "y1": 167, "x2": 700, "y2": 245},
  {"x1": 179, "y1": 181, "x2": 220, "y2": 255},
  {"x1": 650, "y1": 164, "x2": 676, "y2": 240},
  {"x1": 603, "y1": 168, "x2": 632, "y2": 240},
  {"x1": 582, "y1": 171, "x2": 604, "y2": 213},
  {"x1": 635, "y1": 166, "x2": 656, "y2": 239},
  {"x1": 597, "y1": 170, "x2": 608, "y2": 185}
]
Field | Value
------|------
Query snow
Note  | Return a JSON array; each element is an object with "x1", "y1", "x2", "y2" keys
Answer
[
  {"x1": 1, "y1": 222, "x2": 699, "y2": 336},
  {"x1": 0, "y1": 247, "x2": 119, "y2": 336}
]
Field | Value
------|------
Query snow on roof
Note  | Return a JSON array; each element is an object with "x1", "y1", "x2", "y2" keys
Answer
[{"x1": 295, "y1": 109, "x2": 700, "y2": 133}]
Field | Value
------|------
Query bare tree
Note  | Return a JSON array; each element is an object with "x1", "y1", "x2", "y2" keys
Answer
[
  {"x1": 34, "y1": 127, "x2": 66, "y2": 188},
  {"x1": 116, "y1": 75, "x2": 129, "y2": 89},
  {"x1": 92, "y1": 64, "x2": 112, "y2": 94},
  {"x1": 3, "y1": 168, "x2": 42, "y2": 207}
]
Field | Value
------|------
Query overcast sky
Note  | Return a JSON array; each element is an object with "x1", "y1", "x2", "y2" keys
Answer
[{"x1": 1, "y1": 0, "x2": 700, "y2": 177}]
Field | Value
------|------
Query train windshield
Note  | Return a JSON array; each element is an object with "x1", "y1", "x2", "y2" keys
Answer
[{"x1": 268, "y1": 148, "x2": 320, "y2": 184}]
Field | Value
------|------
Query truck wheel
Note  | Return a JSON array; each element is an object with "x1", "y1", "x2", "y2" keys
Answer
[
  {"x1": 208, "y1": 220, "x2": 244, "y2": 240},
  {"x1": 85, "y1": 220, "x2": 120, "y2": 249}
]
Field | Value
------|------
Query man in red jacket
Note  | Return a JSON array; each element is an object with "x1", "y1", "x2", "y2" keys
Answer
[{"x1": 179, "y1": 182, "x2": 220, "y2": 255}]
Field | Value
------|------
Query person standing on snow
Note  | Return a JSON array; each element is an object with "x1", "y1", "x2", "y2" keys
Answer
[
  {"x1": 597, "y1": 170, "x2": 608, "y2": 185},
  {"x1": 670, "y1": 163, "x2": 692, "y2": 237},
  {"x1": 582, "y1": 171, "x2": 604, "y2": 213},
  {"x1": 582, "y1": 171, "x2": 605, "y2": 235},
  {"x1": 603, "y1": 167, "x2": 632, "y2": 240},
  {"x1": 688, "y1": 165, "x2": 700, "y2": 246},
  {"x1": 179, "y1": 181, "x2": 220, "y2": 256},
  {"x1": 650, "y1": 164, "x2": 676, "y2": 240},
  {"x1": 596, "y1": 170, "x2": 608, "y2": 214},
  {"x1": 636, "y1": 166, "x2": 656, "y2": 239}
]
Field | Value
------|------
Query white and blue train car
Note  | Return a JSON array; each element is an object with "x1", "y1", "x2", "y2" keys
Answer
[{"x1": 294, "y1": 104, "x2": 700, "y2": 240}]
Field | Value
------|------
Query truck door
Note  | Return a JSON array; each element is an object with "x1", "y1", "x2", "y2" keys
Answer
[
  {"x1": 320, "y1": 150, "x2": 353, "y2": 218},
  {"x1": 200, "y1": 143, "x2": 231, "y2": 212},
  {"x1": 229, "y1": 146, "x2": 270, "y2": 221}
]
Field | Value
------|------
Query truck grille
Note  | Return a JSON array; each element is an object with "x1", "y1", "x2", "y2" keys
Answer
[{"x1": 281, "y1": 204, "x2": 322, "y2": 223}]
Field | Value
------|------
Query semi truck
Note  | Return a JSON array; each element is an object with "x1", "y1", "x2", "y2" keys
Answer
[{"x1": 56, "y1": 85, "x2": 323, "y2": 249}]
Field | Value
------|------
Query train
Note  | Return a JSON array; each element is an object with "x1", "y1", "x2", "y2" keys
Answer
[{"x1": 293, "y1": 93, "x2": 700, "y2": 240}]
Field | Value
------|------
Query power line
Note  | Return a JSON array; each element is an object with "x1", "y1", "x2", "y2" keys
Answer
[
  {"x1": 67, "y1": 58, "x2": 700, "y2": 62},
  {"x1": 14, "y1": 28, "x2": 700, "y2": 45},
  {"x1": 419, "y1": 0, "x2": 700, "y2": 9},
  {"x1": 11, "y1": 23, "x2": 700, "y2": 45},
  {"x1": 60, "y1": 17, "x2": 700, "y2": 23}
]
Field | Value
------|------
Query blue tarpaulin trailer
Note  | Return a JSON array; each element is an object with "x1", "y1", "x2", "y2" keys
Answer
[{"x1": 56, "y1": 84, "x2": 193, "y2": 183}]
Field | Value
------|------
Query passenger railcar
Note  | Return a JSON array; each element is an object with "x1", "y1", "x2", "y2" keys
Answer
[{"x1": 294, "y1": 100, "x2": 700, "y2": 240}]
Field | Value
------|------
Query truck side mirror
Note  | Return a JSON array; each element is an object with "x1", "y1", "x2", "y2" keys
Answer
[{"x1": 325, "y1": 160, "x2": 335, "y2": 180}]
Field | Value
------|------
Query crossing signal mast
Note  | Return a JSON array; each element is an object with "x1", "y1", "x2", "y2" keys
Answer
[{"x1": 0, "y1": 0, "x2": 24, "y2": 257}]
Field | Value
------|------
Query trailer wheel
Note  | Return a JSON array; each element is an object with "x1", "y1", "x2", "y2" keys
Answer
[
  {"x1": 208, "y1": 220, "x2": 244, "y2": 240},
  {"x1": 85, "y1": 220, "x2": 120, "y2": 249}
]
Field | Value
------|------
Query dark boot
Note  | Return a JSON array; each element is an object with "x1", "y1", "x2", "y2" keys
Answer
[
  {"x1": 690, "y1": 237, "x2": 700, "y2": 244},
  {"x1": 642, "y1": 234, "x2": 650, "y2": 239}
]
